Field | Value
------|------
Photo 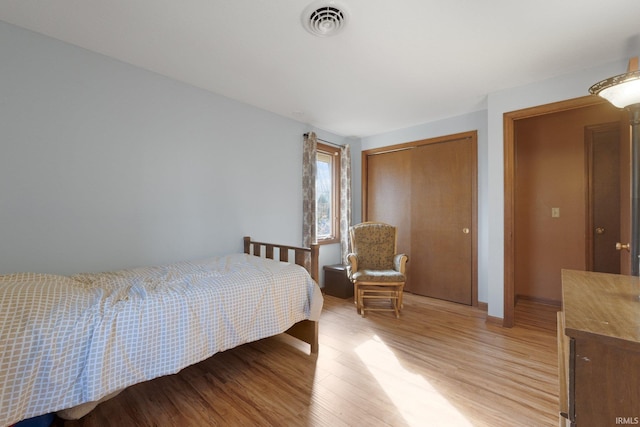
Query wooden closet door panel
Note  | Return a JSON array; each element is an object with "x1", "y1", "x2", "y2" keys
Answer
[
  {"x1": 366, "y1": 150, "x2": 412, "y2": 286},
  {"x1": 411, "y1": 138, "x2": 473, "y2": 304}
]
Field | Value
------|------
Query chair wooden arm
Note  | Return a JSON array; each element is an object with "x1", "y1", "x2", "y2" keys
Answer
[
  {"x1": 346, "y1": 253, "x2": 358, "y2": 279},
  {"x1": 394, "y1": 254, "x2": 408, "y2": 274}
]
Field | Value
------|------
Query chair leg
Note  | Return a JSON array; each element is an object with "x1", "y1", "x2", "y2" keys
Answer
[
  {"x1": 394, "y1": 288, "x2": 400, "y2": 318},
  {"x1": 353, "y1": 282, "x2": 359, "y2": 308}
]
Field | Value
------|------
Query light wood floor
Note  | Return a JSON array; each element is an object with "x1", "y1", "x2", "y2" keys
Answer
[{"x1": 57, "y1": 293, "x2": 559, "y2": 427}]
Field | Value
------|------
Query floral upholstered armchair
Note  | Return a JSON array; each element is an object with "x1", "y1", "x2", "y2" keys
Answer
[{"x1": 346, "y1": 222, "x2": 408, "y2": 318}]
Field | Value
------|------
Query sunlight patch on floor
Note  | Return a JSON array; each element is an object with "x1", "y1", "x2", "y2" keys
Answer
[{"x1": 355, "y1": 335, "x2": 473, "y2": 427}]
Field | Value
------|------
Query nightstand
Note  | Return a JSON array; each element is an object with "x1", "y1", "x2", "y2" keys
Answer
[{"x1": 323, "y1": 264, "x2": 353, "y2": 299}]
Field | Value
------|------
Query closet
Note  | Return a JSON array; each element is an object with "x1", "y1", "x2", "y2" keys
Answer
[{"x1": 362, "y1": 131, "x2": 477, "y2": 305}]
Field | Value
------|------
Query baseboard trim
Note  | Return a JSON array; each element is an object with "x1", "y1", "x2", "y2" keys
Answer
[
  {"x1": 515, "y1": 294, "x2": 561, "y2": 307},
  {"x1": 485, "y1": 315, "x2": 503, "y2": 325},
  {"x1": 476, "y1": 301, "x2": 503, "y2": 325}
]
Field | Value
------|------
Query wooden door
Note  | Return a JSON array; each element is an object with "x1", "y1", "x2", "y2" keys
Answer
[
  {"x1": 366, "y1": 149, "x2": 412, "y2": 275},
  {"x1": 364, "y1": 132, "x2": 477, "y2": 305},
  {"x1": 586, "y1": 123, "x2": 622, "y2": 274},
  {"x1": 410, "y1": 138, "x2": 474, "y2": 304}
]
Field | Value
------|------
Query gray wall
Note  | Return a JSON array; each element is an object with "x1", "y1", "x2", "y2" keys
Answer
[{"x1": 0, "y1": 21, "x2": 350, "y2": 275}]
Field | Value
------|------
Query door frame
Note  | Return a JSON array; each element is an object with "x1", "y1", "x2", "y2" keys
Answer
[
  {"x1": 362, "y1": 130, "x2": 478, "y2": 306},
  {"x1": 503, "y1": 95, "x2": 607, "y2": 327}
]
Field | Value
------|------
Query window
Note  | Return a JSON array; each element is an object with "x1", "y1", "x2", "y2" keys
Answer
[{"x1": 316, "y1": 143, "x2": 340, "y2": 244}]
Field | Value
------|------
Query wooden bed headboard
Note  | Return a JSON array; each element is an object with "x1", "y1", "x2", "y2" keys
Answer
[{"x1": 243, "y1": 236, "x2": 319, "y2": 283}]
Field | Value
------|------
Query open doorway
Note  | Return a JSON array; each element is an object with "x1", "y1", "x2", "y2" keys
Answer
[{"x1": 504, "y1": 96, "x2": 629, "y2": 327}]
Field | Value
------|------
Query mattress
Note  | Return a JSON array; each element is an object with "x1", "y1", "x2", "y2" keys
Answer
[{"x1": 0, "y1": 253, "x2": 322, "y2": 426}]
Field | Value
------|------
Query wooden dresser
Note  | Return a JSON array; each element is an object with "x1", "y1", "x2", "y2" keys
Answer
[{"x1": 558, "y1": 270, "x2": 640, "y2": 426}]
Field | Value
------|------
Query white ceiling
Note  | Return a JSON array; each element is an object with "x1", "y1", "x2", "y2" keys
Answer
[{"x1": 1, "y1": 0, "x2": 640, "y2": 137}]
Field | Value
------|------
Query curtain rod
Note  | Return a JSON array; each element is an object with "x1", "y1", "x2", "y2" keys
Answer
[{"x1": 303, "y1": 132, "x2": 345, "y2": 148}]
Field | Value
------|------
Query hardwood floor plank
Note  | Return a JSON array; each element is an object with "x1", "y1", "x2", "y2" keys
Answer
[{"x1": 56, "y1": 293, "x2": 559, "y2": 426}]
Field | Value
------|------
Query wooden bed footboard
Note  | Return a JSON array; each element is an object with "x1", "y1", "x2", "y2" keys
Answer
[{"x1": 243, "y1": 236, "x2": 320, "y2": 354}]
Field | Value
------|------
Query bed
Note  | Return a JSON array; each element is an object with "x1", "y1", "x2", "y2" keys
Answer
[{"x1": 0, "y1": 237, "x2": 321, "y2": 426}]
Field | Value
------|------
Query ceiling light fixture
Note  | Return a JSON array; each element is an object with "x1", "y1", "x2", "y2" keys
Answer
[
  {"x1": 302, "y1": 1, "x2": 349, "y2": 37},
  {"x1": 590, "y1": 57, "x2": 640, "y2": 276},
  {"x1": 589, "y1": 57, "x2": 640, "y2": 108}
]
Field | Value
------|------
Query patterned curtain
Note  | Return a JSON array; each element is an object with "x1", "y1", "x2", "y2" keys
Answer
[
  {"x1": 302, "y1": 132, "x2": 317, "y2": 248},
  {"x1": 340, "y1": 144, "x2": 352, "y2": 263}
]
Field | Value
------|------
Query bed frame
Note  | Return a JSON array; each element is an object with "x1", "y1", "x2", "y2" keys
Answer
[{"x1": 243, "y1": 236, "x2": 320, "y2": 354}]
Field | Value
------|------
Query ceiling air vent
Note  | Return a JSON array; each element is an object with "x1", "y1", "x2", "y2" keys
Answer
[{"x1": 302, "y1": 1, "x2": 349, "y2": 37}]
